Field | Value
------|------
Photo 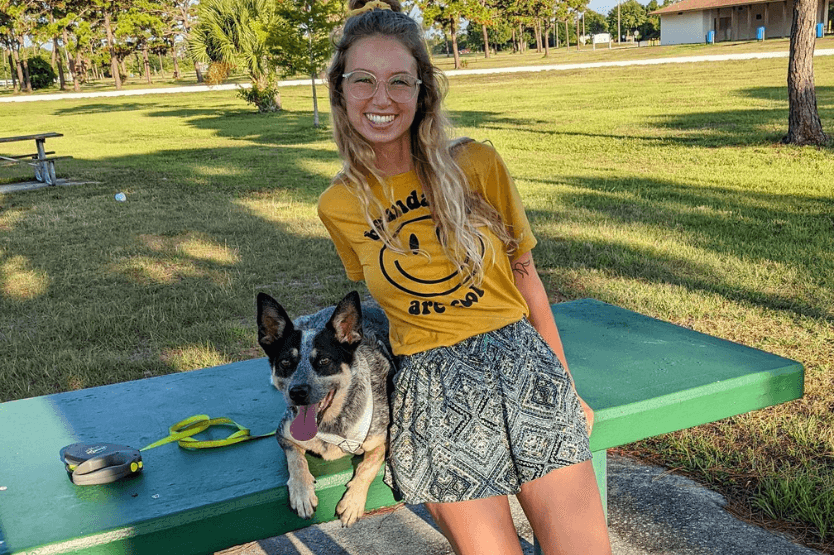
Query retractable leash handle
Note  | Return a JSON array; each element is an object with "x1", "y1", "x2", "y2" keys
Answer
[
  {"x1": 60, "y1": 443, "x2": 144, "y2": 486},
  {"x1": 59, "y1": 415, "x2": 277, "y2": 486}
]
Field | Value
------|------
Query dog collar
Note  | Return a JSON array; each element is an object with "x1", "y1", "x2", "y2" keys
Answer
[{"x1": 315, "y1": 361, "x2": 375, "y2": 455}]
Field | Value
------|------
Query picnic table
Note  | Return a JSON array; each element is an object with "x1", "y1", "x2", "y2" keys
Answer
[
  {"x1": 0, "y1": 299, "x2": 804, "y2": 554},
  {"x1": 0, "y1": 132, "x2": 71, "y2": 186}
]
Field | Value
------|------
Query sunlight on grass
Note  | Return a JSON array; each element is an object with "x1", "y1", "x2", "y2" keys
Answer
[
  {"x1": 193, "y1": 164, "x2": 245, "y2": 177},
  {"x1": 141, "y1": 233, "x2": 241, "y2": 265},
  {"x1": 0, "y1": 209, "x2": 26, "y2": 231},
  {"x1": 296, "y1": 158, "x2": 341, "y2": 179},
  {"x1": 161, "y1": 343, "x2": 230, "y2": 371},
  {"x1": 112, "y1": 233, "x2": 241, "y2": 285},
  {"x1": 234, "y1": 196, "x2": 325, "y2": 235},
  {"x1": 2, "y1": 255, "x2": 49, "y2": 300}
]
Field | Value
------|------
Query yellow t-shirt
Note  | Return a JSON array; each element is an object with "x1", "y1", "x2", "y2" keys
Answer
[{"x1": 318, "y1": 141, "x2": 537, "y2": 356}]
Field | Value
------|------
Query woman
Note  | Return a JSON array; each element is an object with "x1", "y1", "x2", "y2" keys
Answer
[{"x1": 318, "y1": 1, "x2": 612, "y2": 553}]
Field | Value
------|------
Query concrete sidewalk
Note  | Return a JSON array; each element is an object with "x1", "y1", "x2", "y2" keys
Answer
[
  {"x1": 217, "y1": 454, "x2": 822, "y2": 555},
  {"x1": 2, "y1": 49, "x2": 833, "y2": 104}
]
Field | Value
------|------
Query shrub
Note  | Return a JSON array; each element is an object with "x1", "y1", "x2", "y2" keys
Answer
[
  {"x1": 237, "y1": 83, "x2": 282, "y2": 113},
  {"x1": 27, "y1": 56, "x2": 57, "y2": 90}
]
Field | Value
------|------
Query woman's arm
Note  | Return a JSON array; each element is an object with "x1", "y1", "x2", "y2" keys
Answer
[{"x1": 511, "y1": 250, "x2": 595, "y2": 435}]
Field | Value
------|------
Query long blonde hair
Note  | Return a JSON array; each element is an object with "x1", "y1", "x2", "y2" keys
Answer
[{"x1": 327, "y1": 0, "x2": 518, "y2": 285}]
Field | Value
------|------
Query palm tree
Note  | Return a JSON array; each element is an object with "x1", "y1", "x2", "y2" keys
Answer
[{"x1": 188, "y1": 0, "x2": 281, "y2": 111}]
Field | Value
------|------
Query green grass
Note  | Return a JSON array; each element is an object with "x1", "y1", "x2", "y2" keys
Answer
[{"x1": 1, "y1": 49, "x2": 833, "y2": 551}]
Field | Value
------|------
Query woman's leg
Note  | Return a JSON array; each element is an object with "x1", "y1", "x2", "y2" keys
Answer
[
  {"x1": 516, "y1": 460, "x2": 611, "y2": 555},
  {"x1": 424, "y1": 495, "x2": 524, "y2": 555}
]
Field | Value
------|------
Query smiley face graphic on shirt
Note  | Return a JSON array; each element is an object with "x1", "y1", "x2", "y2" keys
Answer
[{"x1": 379, "y1": 214, "x2": 485, "y2": 299}]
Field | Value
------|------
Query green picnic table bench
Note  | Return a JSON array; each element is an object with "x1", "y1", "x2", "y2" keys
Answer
[
  {"x1": 0, "y1": 299, "x2": 804, "y2": 555},
  {"x1": 0, "y1": 133, "x2": 72, "y2": 186}
]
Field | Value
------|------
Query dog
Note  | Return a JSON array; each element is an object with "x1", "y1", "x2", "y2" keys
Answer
[{"x1": 256, "y1": 291, "x2": 396, "y2": 526}]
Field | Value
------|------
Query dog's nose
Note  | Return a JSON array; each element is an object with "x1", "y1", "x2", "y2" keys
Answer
[{"x1": 289, "y1": 385, "x2": 312, "y2": 405}]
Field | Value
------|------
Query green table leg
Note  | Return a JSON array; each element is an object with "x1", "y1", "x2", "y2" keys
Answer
[{"x1": 532, "y1": 450, "x2": 607, "y2": 555}]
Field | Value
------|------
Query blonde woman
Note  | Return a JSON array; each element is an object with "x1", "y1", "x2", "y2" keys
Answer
[{"x1": 318, "y1": 1, "x2": 611, "y2": 553}]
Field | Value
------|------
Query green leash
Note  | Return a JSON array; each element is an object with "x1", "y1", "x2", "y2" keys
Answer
[{"x1": 60, "y1": 415, "x2": 277, "y2": 485}]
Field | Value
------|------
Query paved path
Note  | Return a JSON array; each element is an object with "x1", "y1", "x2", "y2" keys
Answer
[
  {"x1": 216, "y1": 454, "x2": 822, "y2": 555},
  {"x1": 2, "y1": 49, "x2": 833, "y2": 104}
]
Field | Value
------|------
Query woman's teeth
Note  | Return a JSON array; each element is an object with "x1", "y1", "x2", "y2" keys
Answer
[{"x1": 366, "y1": 114, "x2": 395, "y2": 124}]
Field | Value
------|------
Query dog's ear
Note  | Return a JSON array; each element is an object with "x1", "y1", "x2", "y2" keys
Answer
[
  {"x1": 257, "y1": 293, "x2": 294, "y2": 348},
  {"x1": 328, "y1": 291, "x2": 363, "y2": 346}
]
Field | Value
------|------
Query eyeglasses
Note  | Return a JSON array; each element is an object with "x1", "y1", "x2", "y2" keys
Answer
[{"x1": 342, "y1": 70, "x2": 422, "y2": 103}]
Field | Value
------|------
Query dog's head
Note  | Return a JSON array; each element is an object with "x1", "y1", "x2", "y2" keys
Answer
[{"x1": 256, "y1": 291, "x2": 364, "y2": 415}]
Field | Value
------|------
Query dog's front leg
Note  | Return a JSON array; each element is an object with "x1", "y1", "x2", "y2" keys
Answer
[
  {"x1": 284, "y1": 444, "x2": 318, "y2": 519},
  {"x1": 336, "y1": 436, "x2": 386, "y2": 526}
]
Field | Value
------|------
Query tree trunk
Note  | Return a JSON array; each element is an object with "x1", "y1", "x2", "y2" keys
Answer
[
  {"x1": 544, "y1": 22, "x2": 550, "y2": 56},
  {"x1": 783, "y1": 0, "x2": 828, "y2": 145},
  {"x1": 73, "y1": 49, "x2": 83, "y2": 91},
  {"x1": 11, "y1": 47, "x2": 24, "y2": 93},
  {"x1": 535, "y1": 20, "x2": 543, "y2": 53},
  {"x1": 309, "y1": 30, "x2": 319, "y2": 127},
  {"x1": 172, "y1": 51, "x2": 180, "y2": 79},
  {"x1": 311, "y1": 72, "x2": 319, "y2": 127},
  {"x1": 143, "y1": 46, "x2": 152, "y2": 84},
  {"x1": 576, "y1": 16, "x2": 581, "y2": 50},
  {"x1": 565, "y1": 20, "x2": 570, "y2": 48},
  {"x1": 103, "y1": 10, "x2": 122, "y2": 89},
  {"x1": 482, "y1": 24, "x2": 490, "y2": 58},
  {"x1": 451, "y1": 20, "x2": 461, "y2": 69},
  {"x1": 62, "y1": 28, "x2": 77, "y2": 90},
  {"x1": 22, "y1": 57, "x2": 32, "y2": 92}
]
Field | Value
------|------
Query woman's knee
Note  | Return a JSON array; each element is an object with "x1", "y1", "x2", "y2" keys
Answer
[{"x1": 424, "y1": 496, "x2": 524, "y2": 555}]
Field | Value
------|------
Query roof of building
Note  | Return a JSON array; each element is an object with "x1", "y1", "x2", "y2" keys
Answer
[{"x1": 651, "y1": 0, "x2": 777, "y2": 15}]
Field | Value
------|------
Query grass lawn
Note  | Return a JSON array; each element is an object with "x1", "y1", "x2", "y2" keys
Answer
[{"x1": 1, "y1": 48, "x2": 833, "y2": 551}]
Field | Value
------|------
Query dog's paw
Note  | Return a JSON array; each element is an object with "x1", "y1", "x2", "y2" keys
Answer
[
  {"x1": 287, "y1": 475, "x2": 318, "y2": 519},
  {"x1": 336, "y1": 488, "x2": 367, "y2": 527}
]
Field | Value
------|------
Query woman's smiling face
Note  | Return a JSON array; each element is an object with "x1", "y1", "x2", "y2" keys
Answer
[{"x1": 343, "y1": 35, "x2": 419, "y2": 169}]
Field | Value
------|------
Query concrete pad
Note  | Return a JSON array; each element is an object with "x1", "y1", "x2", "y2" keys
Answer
[
  {"x1": 0, "y1": 179, "x2": 95, "y2": 194},
  {"x1": 216, "y1": 454, "x2": 822, "y2": 555}
]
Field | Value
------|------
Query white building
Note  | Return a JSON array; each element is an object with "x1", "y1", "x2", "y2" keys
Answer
[{"x1": 651, "y1": 0, "x2": 830, "y2": 45}]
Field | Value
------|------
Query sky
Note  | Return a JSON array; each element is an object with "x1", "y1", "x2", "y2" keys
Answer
[{"x1": 587, "y1": 0, "x2": 623, "y2": 17}]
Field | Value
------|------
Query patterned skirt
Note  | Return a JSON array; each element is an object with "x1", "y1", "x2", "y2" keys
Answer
[{"x1": 384, "y1": 318, "x2": 592, "y2": 505}]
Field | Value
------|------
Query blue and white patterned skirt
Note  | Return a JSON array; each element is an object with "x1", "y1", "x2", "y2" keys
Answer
[{"x1": 384, "y1": 318, "x2": 592, "y2": 505}]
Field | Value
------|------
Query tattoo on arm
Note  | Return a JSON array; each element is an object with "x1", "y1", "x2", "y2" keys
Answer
[{"x1": 512, "y1": 259, "x2": 531, "y2": 278}]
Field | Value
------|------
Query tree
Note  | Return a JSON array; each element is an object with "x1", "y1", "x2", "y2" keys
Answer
[
  {"x1": 607, "y1": 0, "x2": 644, "y2": 41},
  {"x1": 0, "y1": 0, "x2": 43, "y2": 92},
  {"x1": 189, "y1": 0, "x2": 281, "y2": 112},
  {"x1": 118, "y1": 1, "x2": 167, "y2": 85},
  {"x1": 90, "y1": 0, "x2": 130, "y2": 89},
  {"x1": 168, "y1": 0, "x2": 200, "y2": 80},
  {"x1": 419, "y1": 0, "x2": 468, "y2": 69},
  {"x1": 268, "y1": 0, "x2": 342, "y2": 126},
  {"x1": 584, "y1": 9, "x2": 607, "y2": 35},
  {"x1": 639, "y1": 0, "x2": 660, "y2": 40},
  {"x1": 783, "y1": 0, "x2": 828, "y2": 145},
  {"x1": 57, "y1": 0, "x2": 97, "y2": 91}
]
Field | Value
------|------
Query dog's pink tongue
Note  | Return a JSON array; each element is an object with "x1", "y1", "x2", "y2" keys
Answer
[{"x1": 290, "y1": 403, "x2": 318, "y2": 441}]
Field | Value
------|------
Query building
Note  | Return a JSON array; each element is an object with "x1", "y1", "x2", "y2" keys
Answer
[{"x1": 651, "y1": 0, "x2": 830, "y2": 45}]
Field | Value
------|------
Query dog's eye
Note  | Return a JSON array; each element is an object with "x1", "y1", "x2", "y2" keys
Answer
[
  {"x1": 318, "y1": 357, "x2": 331, "y2": 366},
  {"x1": 280, "y1": 359, "x2": 292, "y2": 368}
]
